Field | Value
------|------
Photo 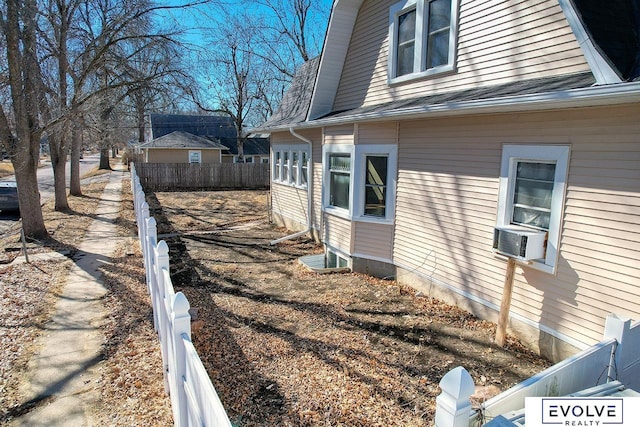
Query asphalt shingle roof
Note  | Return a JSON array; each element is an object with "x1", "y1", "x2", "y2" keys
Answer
[
  {"x1": 141, "y1": 131, "x2": 227, "y2": 150},
  {"x1": 150, "y1": 114, "x2": 237, "y2": 139},
  {"x1": 257, "y1": 57, "x2": 320, "y2": 130}
]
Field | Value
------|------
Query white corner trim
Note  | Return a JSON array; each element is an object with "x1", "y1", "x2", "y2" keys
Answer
[
  {"x1": 309, "y1": 0, "x2": 365, "y2": 120},
  {"x1": 557, "y1": 0, "x2": 622, "y2": 84}
]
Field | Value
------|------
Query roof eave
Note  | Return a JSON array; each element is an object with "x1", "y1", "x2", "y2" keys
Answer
[{"x1": 265, "y1": 82, "x2": 640, "y2": 131}]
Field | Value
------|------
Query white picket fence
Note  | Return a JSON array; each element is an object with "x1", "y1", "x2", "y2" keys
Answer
[
  {"x1": 435, "y1": 313, "x2": 640, "y2": 426},
  {"x1": 131, "y1": 163, "x2": 232, "y2": 427}
]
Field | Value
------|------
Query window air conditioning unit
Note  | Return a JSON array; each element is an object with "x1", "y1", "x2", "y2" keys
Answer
[{"x1": 493, "y1": 225, "x2": 546, "y2": 261}]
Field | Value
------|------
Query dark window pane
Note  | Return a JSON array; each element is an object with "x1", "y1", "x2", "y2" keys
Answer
[
  {"x1": 426, "y1": 29, "x2": 449, "y2": 68},
  {"x1": 429, "y1": 0, "x2": 451, "y2": 31},
  {"x1": 330, "y1": 172, "x2": 350, "y2": 209},
  {"x1": 397, "y1": 43, "x2": 415, "y2": 76},
  {"x1": 398, "y1": 9, "x2": 416, "y2": 43},
  {"x1": 396, "y1": 9, "x2": 416, "y2": 76},
  {"x1": 364, "y1": 156, "x2": 387, "y2": 217}
]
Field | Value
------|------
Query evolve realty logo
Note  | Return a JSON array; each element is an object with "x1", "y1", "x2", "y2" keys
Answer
[{"x1": 526, "y1": 397, "x2": 625, "y2": 426}]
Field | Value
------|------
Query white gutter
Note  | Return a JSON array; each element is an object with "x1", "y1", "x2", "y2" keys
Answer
[{"x1": 269, "y1": 127, "x2": 314, "y2": 245}]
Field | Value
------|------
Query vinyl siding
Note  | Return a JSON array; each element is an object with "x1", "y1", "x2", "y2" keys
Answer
[
  {"x1": 146, "y1": 149, "x2": 221, "y2": 163},
  {"x1": 393, "y1": 104, "x2": 640, "y2": 348},
  {"x1": 271, "y1": 183, "x2": 309, "y2": 227},
  {"x1": 353, "y1": 222, "x2": 394, "y2": 262},
  {"x1": 269, "y1": 130, "x2": 323, "y2": 232},
  {"x1": 333, "y1": 0, "x2": 591, "y2": 111},
  {"x1": 325, "y1": 214, "x2": 353, "y2": 255}
]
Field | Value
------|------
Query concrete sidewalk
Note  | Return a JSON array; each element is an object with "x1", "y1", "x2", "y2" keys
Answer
[{"x1": 10, "y1": 166, "x2": 128, "y2": 426}]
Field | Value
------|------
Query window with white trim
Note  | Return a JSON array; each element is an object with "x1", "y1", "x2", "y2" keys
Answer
[
  {"x1": 328, "y1": 153, "x2": 351, "y2": 210},
  {"x1": 388, "y1": 0, "x2": 458, "y2": 83},
  {"x1": 272, "y1": 145, "x2": 310, "y2": 188},
  {"x1": 364, "y1": 155, "x2": 388, "y2": 217},
  {"x1": 497, "y1": 145, "x2": 570, "y2": 273},
  {"x1": 323, "y1": 144, "x2": 397, "y2": 223},
  {"x1": 189, "y1": 150, "x2": 202, "y2": 163},
  {"x1": 273, "y1": 151, "x2": 281, "y2": 180},
  {"x1": 301, "y1": 151, "x2": 309, "y2": 186}
]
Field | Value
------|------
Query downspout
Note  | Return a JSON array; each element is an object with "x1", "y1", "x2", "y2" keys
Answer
[{"x1": 269, "y1": 127, "x2": 313, "y2": 245}]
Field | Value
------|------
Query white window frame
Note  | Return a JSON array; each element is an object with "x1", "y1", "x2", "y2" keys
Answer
[
  {"x1": 322, "y1": 144, "x2": 354, "y2": 219},
  {"x1": 322, "y1": 144, "x2": 397, "y2": 224},
  {"x1": 188, "y1": 150, "x2": 202, "y2": 164},
  {"x1": 497, "y1": 145, "x2": 570, "y2": 274},
  {"x1": 388, "y1": 0, "x2": 459, "y2": 84},
  {"x1": 272, "y1": 145, "x2": 310, "y2": 188},
  {"x1": 353, "y1": 145, "x2": 398, "y2": 225}
]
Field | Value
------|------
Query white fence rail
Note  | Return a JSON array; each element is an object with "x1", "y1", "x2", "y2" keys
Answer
[
  {"x1": 131, "y1": 164, "x2": 232, "y2": 427},
  {"x1": 435, "y1": 313, "x2": 640, "y2": 426}
]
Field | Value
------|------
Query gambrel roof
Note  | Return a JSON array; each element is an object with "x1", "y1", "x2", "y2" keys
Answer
[{"x1": 255, "y1": 0, "x2": 640, "y2": 133}]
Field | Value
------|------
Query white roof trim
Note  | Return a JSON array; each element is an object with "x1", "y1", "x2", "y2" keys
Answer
[
  {"x1": 557, "y1": 0, "x2": 623, "y2": 85},
  {"x1": 308, "y1": 0, "x2": 365, "y2": 120}
]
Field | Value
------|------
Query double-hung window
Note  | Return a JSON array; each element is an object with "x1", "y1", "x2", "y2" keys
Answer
[
  {"x1": 328, "y1": 153, "x2": 351, "y2": 210},
  {"x1": 389, "y1": 0, "x2": 458, "y2": 83},
  {"x1": 364, "y1": 156, "x2": 389, "y2": 217},
  {"x1": 497, "y1": 145, "x2": 570, "y2": 274},
  {"x1": 323, "y1": 144, "x2": 397, "y2": 223}
]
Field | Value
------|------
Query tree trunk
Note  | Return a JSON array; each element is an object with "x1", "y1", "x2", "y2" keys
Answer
[
  {"x1": 99, "y1": 146, "x2": 111, "y2": 170},
  {"x1": 5, "y1": 0, "x2": 48, "y2": 240},
  {"x1": 13, "y1": 146, "x2": 47, "y2": 240},
  {"x1": 70, "y1": 122, "x2": 82, "y2": 196},
  {"x1": 49, "y1": 132, "x2": 69, "y2": 211}
]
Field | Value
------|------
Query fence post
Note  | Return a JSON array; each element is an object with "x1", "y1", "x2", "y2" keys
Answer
[
  {"x1": 156, "y1": 240, "x2": 171, "y2": 394},
  {"x1": 604, "y1": 313, "x2": 631, "y2": 384},
  {"x1": 172, "y1": 291, "x2": 191, "y2": 427},
  {"x1": 145, "y1": 216, "x2": 158, "y2": 305},
  {"x1": 435, "y1": 366, "x2": 475, "y2": 427}
]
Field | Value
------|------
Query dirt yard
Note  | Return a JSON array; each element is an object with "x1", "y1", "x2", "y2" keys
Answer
[{"x1": 148, "y1": 189, "x2": 551, "y2": 426}]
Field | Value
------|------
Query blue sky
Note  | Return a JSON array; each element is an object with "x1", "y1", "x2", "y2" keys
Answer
[{"x1": 157, "y1": 0, "x2": 334, "y2": 51}]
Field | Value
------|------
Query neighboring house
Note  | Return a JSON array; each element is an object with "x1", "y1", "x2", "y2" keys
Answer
[
  {"x1": 147, "y1": 113, "x2": 270, "y2": 163},
  {"x1": 254, "y1": 0, "x2": 640, "y2": 362},
  {"x1": 207, "y1": 136, "x2": 271, "y2": 164},
  {"x1": 139, "y1": 131, "x2": 227, "y2": 163}
]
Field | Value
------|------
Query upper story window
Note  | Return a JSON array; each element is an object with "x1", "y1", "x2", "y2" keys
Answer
[
  {"x1": 496, "y1": 145, "x2": 570, "y2": 274},
  {"x1": 389, "y1": 0, "x2": 458, "y2": 83}
]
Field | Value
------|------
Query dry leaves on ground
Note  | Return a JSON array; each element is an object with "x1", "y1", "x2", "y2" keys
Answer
[
  {"x1": 0, "y1": 171, "x2": 173, "y2": 425},
  {"x1": 149, "y1": 190, "x2": 552, "y2": 426}
]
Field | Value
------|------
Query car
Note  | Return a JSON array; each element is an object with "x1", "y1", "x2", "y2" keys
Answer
[{"x1": 0, "y1": 182, "x2": 19, "y2": 213}]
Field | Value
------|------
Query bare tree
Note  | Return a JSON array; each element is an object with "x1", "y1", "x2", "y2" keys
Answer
[
  {"x1": 193, "y1": 13, "x2": 266, "y2": 161},
  {"x1": 0, "y1": 0, "x2": 49, "y2": 239}
]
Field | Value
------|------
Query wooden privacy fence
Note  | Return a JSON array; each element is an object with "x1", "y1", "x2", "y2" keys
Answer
[
  {"x1": 135, "y1": 162, "x2": 270, "y2": 191},
  {"x1": 131, "y1": 164, "x2": 232, "y2": 427}
]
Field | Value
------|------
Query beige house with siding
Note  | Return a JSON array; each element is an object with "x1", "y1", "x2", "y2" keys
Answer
[
  {"x1": 140, "y1": 131, "x2": 227, "y2": 163},
  {"x1": 254, "y1": 0, "x2": 640, "y2": 362}
]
